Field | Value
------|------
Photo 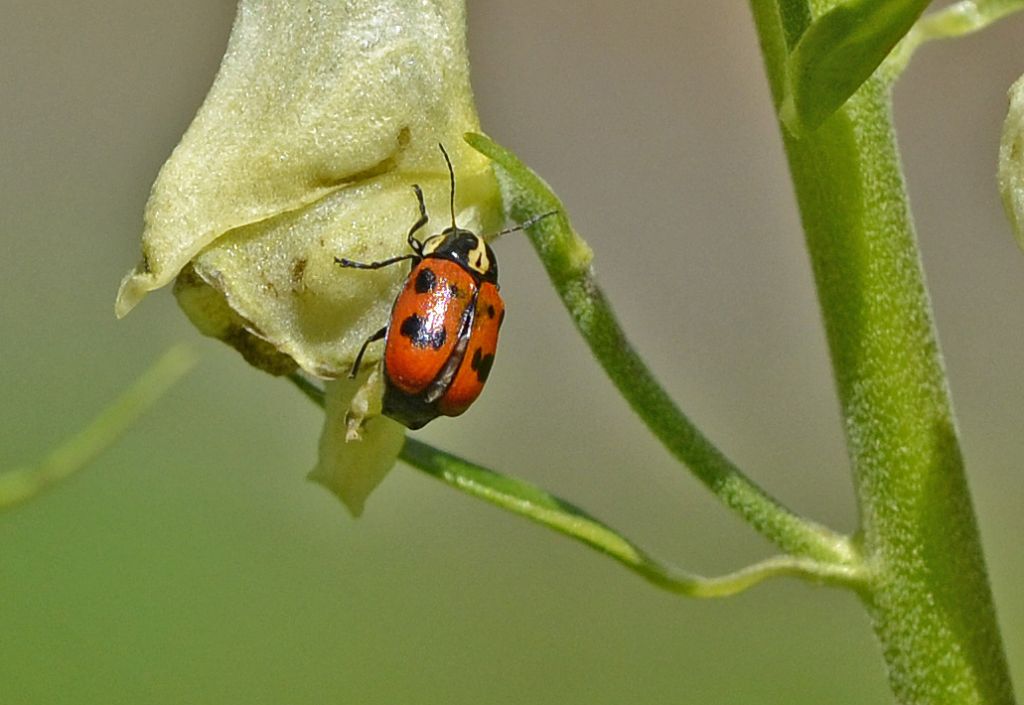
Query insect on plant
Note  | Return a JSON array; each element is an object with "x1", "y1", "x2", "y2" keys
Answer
[{"x1": 335, "y1": 144, "x2": 556, "y2": 429}]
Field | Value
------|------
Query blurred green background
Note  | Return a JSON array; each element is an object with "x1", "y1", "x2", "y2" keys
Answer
[{"x1": 2, "y1": 2, "x2": 1022, "y2": 703}]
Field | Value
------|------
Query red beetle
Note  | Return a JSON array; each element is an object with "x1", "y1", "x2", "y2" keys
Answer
[{"x1": 336, "y1": 144, "x2": 555, "y2": 429}]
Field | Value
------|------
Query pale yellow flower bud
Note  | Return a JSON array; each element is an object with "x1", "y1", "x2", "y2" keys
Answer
[{"x1": 115, "y1": 0, "x2": 501, "y2": 514}]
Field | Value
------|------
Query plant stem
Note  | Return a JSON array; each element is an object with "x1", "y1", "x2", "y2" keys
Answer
[
  {"x1": 467, "y1": 134, "x2": 857, "y2": 568},
  {"x1": 402, "y1": 437, "x2": 866, "y2": 597},
  {"x1": 0, "y1": 345, "x2": 196, "y2": 510},
  {"x1": 287, "y1": 375, "x2": 867, "y2": 595},
  {"x1": 749, "y1": 1, "x2": 1015, "y2": 703}
]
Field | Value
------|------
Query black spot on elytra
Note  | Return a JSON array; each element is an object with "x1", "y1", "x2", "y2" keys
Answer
[
  {"x1": 400, "y1": 313, "x2": 447, "y2": 350},
  {"x1": 414, "y1": 267, "x2": 436, "y2": 294},
  {"x1": 486, "y1": 304, "x2": 496, "y2": 319},
  {"x1": 471, "y1": 347, "x2": 495, "y2": 383},
  {"x1": 449, "y1": 282, "x2": 460, "y2": 298}
]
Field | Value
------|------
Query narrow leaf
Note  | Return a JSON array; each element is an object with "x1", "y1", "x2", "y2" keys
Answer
[{"x1": 784, "y1": 0, "x2": 931, "y2": 131}]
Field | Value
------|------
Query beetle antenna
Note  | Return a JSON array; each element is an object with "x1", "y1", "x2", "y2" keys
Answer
[
  {"x1": 439, "y1": 143, "x2": 457, "y2": 230},
  {"x1": 490, "y1": 210, "x2": 559, "y2": 238}
]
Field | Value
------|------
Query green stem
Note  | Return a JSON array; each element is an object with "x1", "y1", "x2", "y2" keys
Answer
[
  {"x1": 288, "y1": 374, "x2": 866, "y2": 596},
  {"x1": 750, "y1": 1, "x2": 1015, "y2": 703},
  {"x1": 466, "y1": 133, "x2": 856, "y2": 568},
  {"x1": 0, "y1": 345, "x2": 197, "y2": 510},
  {"x1": 401, "y1": 437, "x2": 866, "y2": 597}
]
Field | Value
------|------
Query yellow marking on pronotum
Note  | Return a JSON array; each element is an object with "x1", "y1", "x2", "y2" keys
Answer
[{"x1": 466, "y1": 234, "x2": 490, "y2": 275}]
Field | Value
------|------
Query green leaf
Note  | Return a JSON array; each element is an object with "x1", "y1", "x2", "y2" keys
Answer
[{"x1": 783, "y1": 0, "x2": 931, "y2": 132}]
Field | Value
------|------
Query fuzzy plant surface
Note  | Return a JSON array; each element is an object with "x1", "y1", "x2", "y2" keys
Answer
[{"x1": 5, "y1": 1, "x2": 1024, "y2": 703}]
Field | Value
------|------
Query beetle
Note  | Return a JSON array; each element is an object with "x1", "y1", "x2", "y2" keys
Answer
[{"x1": 335, "y1": 144, "x2": 555, "y2": 429}]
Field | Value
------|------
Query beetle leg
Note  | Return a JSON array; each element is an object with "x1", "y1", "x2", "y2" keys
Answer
[
  {"x1": 406, "y1": 184, "x2": 429, "y2": 254},
  {"x1": 349, "y1": 326, "x2": 387, "y2": 378},
  {"x1": 335, "y1": 254, "x2": 416, "y2": 270}
]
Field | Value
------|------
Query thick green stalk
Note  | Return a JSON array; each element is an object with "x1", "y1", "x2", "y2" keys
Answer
[{"x1": 749, "y1": 2, "x2": 1014, "y2": 703}]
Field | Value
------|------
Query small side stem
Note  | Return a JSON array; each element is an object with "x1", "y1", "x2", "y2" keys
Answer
[
  {"x1": 558, "y1": 275, "x2": 854, "y2": 563},
  {"x1": 466, "y1": 133, "x2": 856, "y2": 568},
  {"x1": 400, "y1": 437, "x2": 866, "y2": 597},
  {"x1": 287, "y1": 375, "x2": 866, "y2": 596},
  {"x1": 0, "y1": 345, "x2": 196, "y2": 510}
]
